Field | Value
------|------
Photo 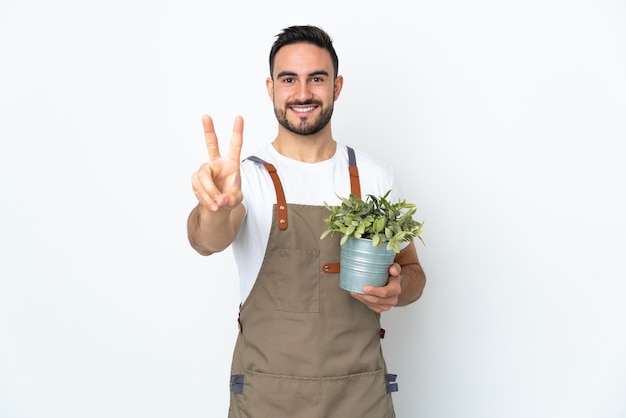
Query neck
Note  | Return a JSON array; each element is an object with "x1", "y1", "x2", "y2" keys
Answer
[{"x1": 272, "y1": 127, "x2": 337, "y2": 163}]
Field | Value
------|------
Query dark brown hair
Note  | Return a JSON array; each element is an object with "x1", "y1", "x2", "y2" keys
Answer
[{"x1": 269, "y1": 25, "x2": 339, "y2": 79}]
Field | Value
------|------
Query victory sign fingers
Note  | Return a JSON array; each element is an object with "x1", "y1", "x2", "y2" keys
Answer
[{"x1": 193, "y1": 115, "x2": 244, "y2": 211}]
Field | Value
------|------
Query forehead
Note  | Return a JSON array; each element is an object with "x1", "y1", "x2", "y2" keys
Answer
[{"x1": 273, "y1": 43, "x2": 334, "y2": 77}]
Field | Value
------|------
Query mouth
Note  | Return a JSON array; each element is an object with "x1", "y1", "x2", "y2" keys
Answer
[{"x1": 290, "y1": 105, "x2": 317, "y2": 115}]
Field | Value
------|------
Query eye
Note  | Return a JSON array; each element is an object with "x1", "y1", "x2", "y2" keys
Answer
[
  {"x1": 281, "y1": 77, "x2": 295, "y2": 84},
  {"x1": 311, "y1": 76, "x2": 324, "y2": 83}
]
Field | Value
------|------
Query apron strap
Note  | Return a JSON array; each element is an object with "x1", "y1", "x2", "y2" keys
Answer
[
  {"x1": 347, "y1": 146, "x2": 361, "y2": 199},
  {"x1": 385, "y1": 374, "x2": 399, "y2": 393},
  {"x1": 230, "y1": 374, "x2": 244, "y2": 394},
  {"x1": 246, "y1": 156, "x2": 288, "y2": 230},
  {"x1": 246, "y1": 147, "x2": 361, "y2": 230}
]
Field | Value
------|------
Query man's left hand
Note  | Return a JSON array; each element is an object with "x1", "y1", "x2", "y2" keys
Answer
[{"x1": 350, "y1": 263, "x2": 401, "y2": 313}]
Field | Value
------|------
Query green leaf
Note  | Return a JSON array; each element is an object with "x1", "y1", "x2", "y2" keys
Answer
[
  {"x1": 357, "y1": 221, "x2": 366, "y2": 235},
  {"x1": 373, "y1": 217, "x2": 385, "y2": 233},
  {"x1": 372, "y1": 234, "x2": 381, "y2": 247}
]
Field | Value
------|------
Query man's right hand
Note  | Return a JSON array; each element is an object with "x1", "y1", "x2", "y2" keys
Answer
[{"x1": 191, "y1": 115, "x2": 244, "y2": 212}]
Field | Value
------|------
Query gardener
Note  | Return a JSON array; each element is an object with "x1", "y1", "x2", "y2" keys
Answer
[{"x1": 187, "y1": 24, "x2": 426, "y2": 418}]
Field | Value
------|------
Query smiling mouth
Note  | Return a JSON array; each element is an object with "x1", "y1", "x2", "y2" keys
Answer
[{"x1": 291, "y1": 106, "x2": 316, "y2": 113}]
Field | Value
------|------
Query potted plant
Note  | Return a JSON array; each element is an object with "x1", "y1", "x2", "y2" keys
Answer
[{"x1": 320, "y1": 190, "x2": 424, "y2": 293}]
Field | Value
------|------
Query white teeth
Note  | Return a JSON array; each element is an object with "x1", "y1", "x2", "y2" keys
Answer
[{"x1": 292, "y1": 106, "x2": 315, "y2": 113}]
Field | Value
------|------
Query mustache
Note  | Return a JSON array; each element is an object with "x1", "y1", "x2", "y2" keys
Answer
[{"x1": 287, "y1": 99, "x2": 322, "y2": 107}]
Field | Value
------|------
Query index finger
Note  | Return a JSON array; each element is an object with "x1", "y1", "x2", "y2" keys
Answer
[{"x1": 202, "y1": 114, "x2": 220, "y2": 161}]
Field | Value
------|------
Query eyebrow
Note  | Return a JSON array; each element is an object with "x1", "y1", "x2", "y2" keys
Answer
[{"x1": 276, "y1": 70, "x2": 330, "y2": 78}]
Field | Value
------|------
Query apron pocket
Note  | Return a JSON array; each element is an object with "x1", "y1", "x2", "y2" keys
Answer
[
  {"x1": 272, "y1": 248, "x2": 320, "y2": 313},
  {"x1": 243, "y1": 370, "x2": 321, "y2": 418},
  {"x1": 319, "y1": 369, "x2": 393, "y2": 418},
  {"x1": 237, "y1": 369, "x2": 393, "y2": 418}
]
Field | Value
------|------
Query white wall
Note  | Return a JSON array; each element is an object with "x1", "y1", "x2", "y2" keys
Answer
[{"x1": 1, "y1": 1, "x2": 625, "y2": 417}]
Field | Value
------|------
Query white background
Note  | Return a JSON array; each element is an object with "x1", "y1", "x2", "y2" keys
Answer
[{"x1": 1, "y1": 0, "x2": 625, "y2": 417}]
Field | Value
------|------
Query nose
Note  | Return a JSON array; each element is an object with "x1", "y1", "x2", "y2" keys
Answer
[{"x1": 294, "y1": 81, "x2": 314, "y2": 101}]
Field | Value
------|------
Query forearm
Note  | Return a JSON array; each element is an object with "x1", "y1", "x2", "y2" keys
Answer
[
  {"x1": 397, "y1": 262, "x2": 426, "y2": 306},
  {"x1": 187, "y1": 203, "x2": 242, "y2": 255}
]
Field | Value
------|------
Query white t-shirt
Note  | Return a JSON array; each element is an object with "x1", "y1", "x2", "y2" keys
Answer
[{"x1": 232, "y1": 142, "x2": 402, "y2": 303}]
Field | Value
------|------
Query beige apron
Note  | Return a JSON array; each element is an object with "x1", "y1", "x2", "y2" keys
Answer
[{"x1": 228, "y1": 148, "x2": 397, "y2": 418}]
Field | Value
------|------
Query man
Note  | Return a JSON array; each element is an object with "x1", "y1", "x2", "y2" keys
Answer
[{"x1": 188, "y1": 25, "x2": 425, "y2": 418}]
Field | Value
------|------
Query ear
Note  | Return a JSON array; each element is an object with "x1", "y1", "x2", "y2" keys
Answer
[
  {"x1": 266, "y1": 77, "x2": 274, "y2": 101},
  {"x1": 333, "y1": 75, "x2": 344, "y2": 101}
]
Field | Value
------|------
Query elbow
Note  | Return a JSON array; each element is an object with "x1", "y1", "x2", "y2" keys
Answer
[
  {"x1": 188, "y1": 234, "x2": 221, "y2": 256},
  {"x1": 192, "y1": 243, "x2": 215, "y2": 256}
]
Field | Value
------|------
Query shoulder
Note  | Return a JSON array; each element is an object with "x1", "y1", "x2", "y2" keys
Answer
[
  {"x1": 241, "y1": 144, "x2": 275, "y2": 165},
  {"x1": 341, "y1": 144, "x2": 401, "y2": 199},
  {"x1": 346, "y1": 145, "x2": 394, "y2": 175},
  {"x1": 240, "y1": 144, "x2": 275, "y2": 178}
]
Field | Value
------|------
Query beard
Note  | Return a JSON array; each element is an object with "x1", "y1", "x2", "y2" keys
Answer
[{"x1": 274, "y1": 100, "x2": 334, "y2": 136}]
